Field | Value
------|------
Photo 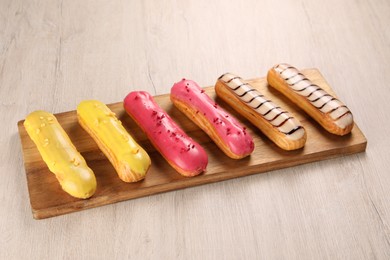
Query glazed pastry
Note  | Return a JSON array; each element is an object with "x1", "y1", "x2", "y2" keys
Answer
[
  {"x1": 267, "y1": 63, "x2": 354, "y2": 136},
  {"x1": 24, "y1": 111, "x2": 96, "y2": 199},
  {"x1": 216, "y1": 73, "x2": 306, "y2": 150},
  {"x1": 77, "y1": 100, "x2": 151, "y2": 182},
  {"x1": 124, "y1": 91, "x2": 208, "y2": 177},
  {"x1": 171, "y1": 79, "x2": 254, "y2": 159}
]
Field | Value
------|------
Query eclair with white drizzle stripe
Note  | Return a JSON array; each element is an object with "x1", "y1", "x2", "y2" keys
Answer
[
  {"x1": 267, "y1": 64, "x2": 353, "y2": 136},
  {"x1": 215, "y1": 73, "x2": 306, "y2": 151}
]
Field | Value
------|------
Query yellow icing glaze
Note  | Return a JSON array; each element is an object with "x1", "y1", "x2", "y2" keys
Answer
[
  {"x1": 77, "y1": 100, "x2": 151, "y2": 182},
  {"x1": 24, "y1": 111, "x2": 97, "y2": 199}
]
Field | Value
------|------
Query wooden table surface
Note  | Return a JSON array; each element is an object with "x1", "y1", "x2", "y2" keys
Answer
[{"x1": 1, "y1": 0, "x2": 389, "y2": 259}]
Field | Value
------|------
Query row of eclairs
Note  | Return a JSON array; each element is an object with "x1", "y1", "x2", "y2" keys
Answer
[{"x1": 23, "y1": 64, "x2": 354, "y2": 199}]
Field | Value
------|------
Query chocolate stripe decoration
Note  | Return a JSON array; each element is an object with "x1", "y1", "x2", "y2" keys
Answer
[
  {"x1": 247, "y1": 94, "x2": 265, "y2": 103},
  {"x1": 329, "y1": 105, "x2": 347, "y2": 114},
  {"x1": 234, "y1": 83, "x2": 249, "y2": 90},
  {"x1": 295, "y1": 84, "x2": 318, "y2": 92},
  {"x1": 268, "y1": 110, "x2": 287, "y2": 121},
  {"x1": 310, "y1": 93, "x2": 332, "y2": 102},
  {"x1": 238, "y1": 88, "x2": 257, "y2": 97},
  {"x1": 263, "y1": 106, "x2": 281, "y2": 117},
  {"x1": 273, "y1": 63, "x2": 353, "y2": 129},
  {"x1": 254, "y1": 100, "x2": 271, "y2": 109},
  {"x1": 286, "y1": 126, "x2": 303, "y2": 135},
  {"x1": 291, "y1": 77, "x2": 309, "y2": 86},
  {"x1": 227, "y1": 76, "x2": 241, "y2": 83},
  {"x1": 218, "y1": 73, "x2": 305, "y2": 140}
]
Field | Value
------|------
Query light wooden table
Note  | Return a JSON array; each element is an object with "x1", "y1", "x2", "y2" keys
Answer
[{"x1": 1, "y1": 0, "x2": 389, "y2": 259}]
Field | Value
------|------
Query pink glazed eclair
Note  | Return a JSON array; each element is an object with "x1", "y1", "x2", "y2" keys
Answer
[
  {"x1": 171, "y1": 79, "x2": 254, "y2": 159},
  {"x1": 124, "y1": 91, "x2": 208, "y2": 177}
]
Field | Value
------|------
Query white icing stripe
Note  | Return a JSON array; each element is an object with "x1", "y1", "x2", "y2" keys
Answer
[
  {"x1": 307, "y1": 89, "x2": 328, "y2": 102},
  {"x1": 219, "y1": 73, "x2": 304, "y2": 140},
  {"x1": 312, "y1": 95, "x2": 334, "y2": 109},
  {"x1": 335, "y1": 113, "x2": 353, "y2": 128},
  {"x1": 279, "y1": 118, "x2": 305, "y2": 137},
  {"x1": 319, "y1": 99, "x2": 339, "y2": 113},
  {"x1": 273, "y1": 64, "x2": 353, "y2": 128},
  {"x1": 272, "y1": 112, "x2": 291, "y2": 126},
  {"x1": 330, "y1": 105, "x2": 349, "y2": 119},
  {"x1": 287, "y1": 74, "x2": 306, "y2": 86}
]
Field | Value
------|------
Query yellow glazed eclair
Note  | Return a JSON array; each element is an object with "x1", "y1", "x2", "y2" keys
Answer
[
  {"x1": 267, "y1": 63, "x2": 354, "y2": 135},
  {"x1": 24, "y1": 111, "x2": 97, "y2": 199},
  {"x1": 77, "y1": 100, "x2": 151, "y2": 182}
]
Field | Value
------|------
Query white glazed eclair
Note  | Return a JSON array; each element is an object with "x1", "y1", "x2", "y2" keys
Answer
[
  {"x1": 215, "y1": 73, "x2": 306, "y2": 150},
  {"x1": 267, "y1": 63, "x2": 354, "y2": 136}
]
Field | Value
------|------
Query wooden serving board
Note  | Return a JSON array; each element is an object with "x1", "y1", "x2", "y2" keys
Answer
[{"x1": 18, "y1": 69, "x2": 367, "y2": 219}]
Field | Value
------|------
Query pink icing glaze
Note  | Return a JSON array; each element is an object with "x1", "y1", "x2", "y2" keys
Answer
[
  {"x1": 123, "y1": 91, "x2": 208, "y2": 176},
  {"x1": 171, "y1": 79, "x2": 254, "y2": 157}
]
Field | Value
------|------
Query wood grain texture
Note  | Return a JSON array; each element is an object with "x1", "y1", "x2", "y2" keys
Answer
[
  {"x1": 17, "y1": 69, "x2": 367, "y2": 219},
  {"x1": 1, "y1": 0, "x2": 390, "y2": 259}
]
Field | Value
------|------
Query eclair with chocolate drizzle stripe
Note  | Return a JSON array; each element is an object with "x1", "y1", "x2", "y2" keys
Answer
[
  {"x1": 24, "y1": 110, "x2": 97, "y2": 199},
  {"x1": 267, "y1": 64, "x2": 353, "y2": 136},
  {"x1": 171, "y1": 79, "x2": 254, "y2": 159},
  {"x1": 77, "y1": 100, "x2": 151, "y2": 182},
  {"x1": 124, "y1": 91, "x2": 208, "y2": 177},
  {"x1": 215, "y1": 73, "x2": 306, "y2": 150}
]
